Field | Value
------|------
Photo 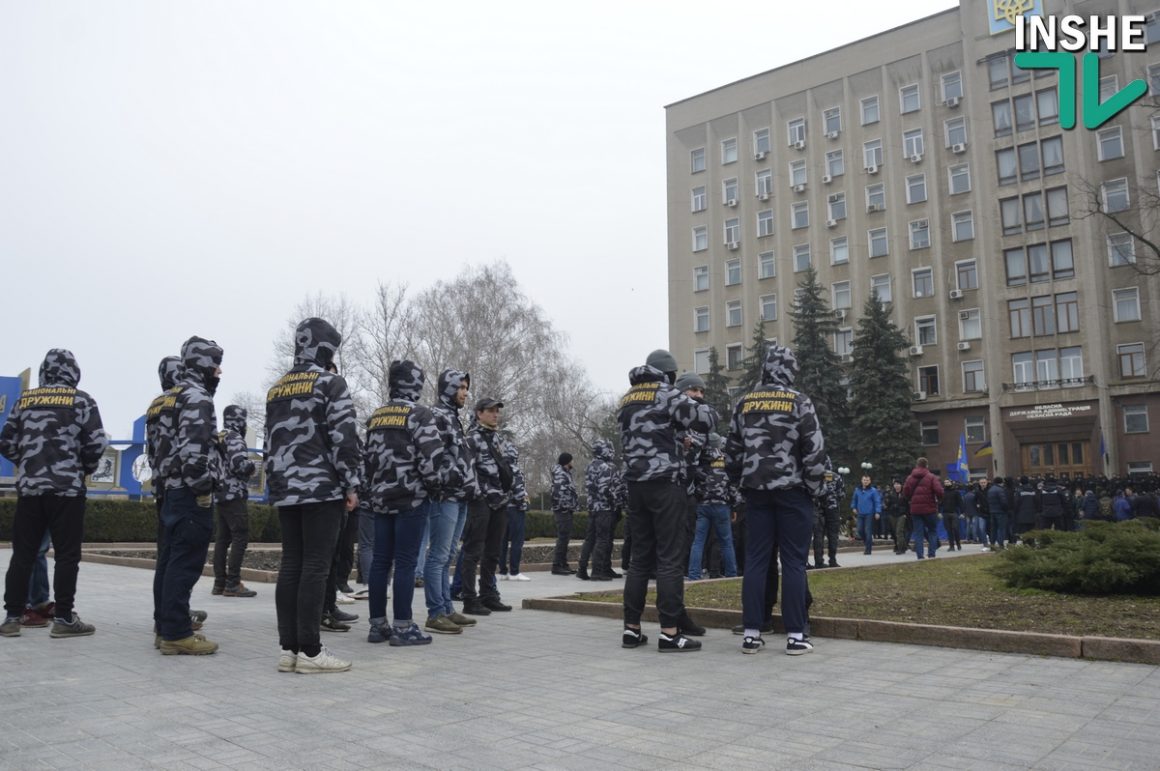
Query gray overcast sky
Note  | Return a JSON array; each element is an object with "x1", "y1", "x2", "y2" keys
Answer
[{"x1": 0, "y1": 0, "x2": 958, "y2": 437}]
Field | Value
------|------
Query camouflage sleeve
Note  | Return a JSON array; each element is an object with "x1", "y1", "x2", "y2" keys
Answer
[
  {"x1": 177, "y1": 390, "x2": 215, "y2": 494},
  {"x1": 0, "y1": 406, "x2": 20, "y2": 463},
  {"x1": 412, "y1": 407, "x2": 445, "y2": 491},
  {"x1": 227, "y1": 431, "x2": 255, "y2": 480},
  {"x1": 668, "y1": 392, "x2": 717, "y2": 436},
  {"x1": 796, "y1": 395, "x2": 826, "y2": 497},
  {"x1": 724, "y1": 402, "x2": 745, "y2": 485},
  {"x1": 324, "y1": 375, "x2": 362, "y2": 494},
  {"x1": 77, "y1": 395, "x2": 108, "y2": 475},
  {"x1": 512, "y1": 461, "x2": 528, "y2": 511}
]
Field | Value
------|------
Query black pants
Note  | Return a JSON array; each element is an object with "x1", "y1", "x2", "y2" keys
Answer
[
  {"x1": 623, "y1": 480, "x2": 686, "y2": 629},
  {"x1": 460, "y1": 500, "x2": 506, "y2": 601},
  {"x1": 334, "y1": 510, "x2": 359, "y2": 588},
  {"x1": 323, "y1": 510, "x2": 350, "y2": 614},
  {"x1": 579, "y1": 510, "x2": 614, "y2": 573},
  {"x1": 942, "y1": 512, "x2": 961, "y2": 549},
  {"x1": 213, "y1": 498, "x2": 250, "y2": 588},
  {"x1": 812, "y1": 506, "x2": 840, "y2": 564},
  {"x1": 276, "y1": 502, "x2": 343, "y2": 655},
  {"x1": 680, "y1": 494, "x2": 697, "y2": 575},
  {"x1": 620, "y1": 517, "x2": 632, "y2": 570},
  {"x1": 4, "y1": 495, "x2": 85, "y2": 619},
  {"x1": 156, "y1": 487, "x2": 213, "y2": 640},
  {"x1": 551, "y1": 509, "x2": 573, "y2": 569}
]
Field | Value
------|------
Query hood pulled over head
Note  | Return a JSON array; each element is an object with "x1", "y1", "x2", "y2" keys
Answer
[
  {"x1": 180, "y1": 336, "x2": 224, "y2": 394},
  {"x1": 437, "y1": 369, "x2": 470, "y2": 410},
  {"x1": 157, "y1": 355, "x2": 183, "y2": 390},
  {"x1": 591, "y1": 439, "x2": 614, "y2": 461},
  {"x1": 223, "y1": 405, "x2": 248, "y2": 435},
  {"x1": 388, "y1": 359, "x2": 424, "y2": 402},
  {"x1": 39, "y1": 349, "x2": 80, "y2": 388},
  {"x1": 293, "y1": 317, "x2": 341, "y2": 369},
  {"x1": 760, "y1": 344, "x2": 799, "y2": 387}
]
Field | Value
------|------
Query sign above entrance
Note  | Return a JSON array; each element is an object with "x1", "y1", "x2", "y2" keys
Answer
[{"x1": 1008, "y1": 403, "x2": 1093, "y2": 420}]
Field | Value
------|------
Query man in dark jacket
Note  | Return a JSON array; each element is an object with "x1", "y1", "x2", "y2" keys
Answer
[
  {"x1": 882, "y1": 479, "x2": 909, "y2": 554},
  {"x1": 579, "y1": 439, "x2": 620, "y2": 581},
  {"x1": 726, "y1": 345, "x2": 825, "y2": 656},
  {"x1": 364, "y1": 361, "x2": 445, "y2": 643},
  {"x1": 902, "y1": 458, "x2": 944, "y2": 560},
  {"x1": 1013, "y1": 476, "x2": 1039, "y2": 539},
  {"x1": 154, "y1": 337, "x2": 223, "y2": 655},
  {"x1": 266, "y1": 318, "x2": 362, "y2": 674},
  {"x1": 941, "y1": 480, "x2": 964, "y2": 551},
  {"x1": 213, "y1": 405, "x2": 257, "y2": 598},
  {"x1": 618, "y1": 350, "x2": 716, "y2": 652},
  {"x1": 987, "y1": 477, "x2": 1010, "y2": 549},
  {"x1": 811, "y1": 460, "x2": 843, "y2": 567},
  {"x1": 1, "y1": 349, "x2": 107, "y2": 639},
  {"x1": 550, "y1": 453, "x2": 578, "y2": 575},
  {"x1": 1037, "y1": 475, "x2": 1069, "y2": 530}
]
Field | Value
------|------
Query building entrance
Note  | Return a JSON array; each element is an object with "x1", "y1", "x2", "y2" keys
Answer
[{"x1": 1020, "y1": 440, "x2": 1091, "y2": 479}]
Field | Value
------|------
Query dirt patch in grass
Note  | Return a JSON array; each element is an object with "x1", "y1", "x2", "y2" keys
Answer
[
  {"x1": 580, "y1": 555, "x2": 1160, "y2": 640},
  {"x1": 90, "y1": 549, "x2": 282, "y2": 572}
]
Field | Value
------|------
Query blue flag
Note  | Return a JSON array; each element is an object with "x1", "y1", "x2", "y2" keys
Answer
[
  {"x1": 950, "y1": 433, "x2": 970, "y2": 484},
  {"x1": 0, "y1": 372, "x2": 30, "y2": 480}
]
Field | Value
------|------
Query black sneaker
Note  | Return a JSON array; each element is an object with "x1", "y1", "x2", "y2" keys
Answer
[
  {"x1": 678, "y1": 614, "x2": 706, "y2": 637},
  {"x1": 576, "y1": 565, "x2": 590, "y2": 580},
  {"x1": 741, "y1": 635, "x2": 765, "y2": 654},
  {"x1": 658, "y1": 631, "x2": 701, "y2": 652},
  {"x1": 330, "y1": 608, "x2": 359, "y2": 623},
  {"x1": 320, "y1": 613, "x2": 351, "y2": 633},
  {"x1": 481, "y1": 598, "x2": 511, "y2": 612},
  {"x1": 786, "y1": 636, "x2": 814, "y2": 656},
  {"x1": 622, "y1": 627, "x2": 648, "y2": 649},
  {"x1": 190, "y1": 610, "x2": 208, "y2": 624},
  {"x1": 339, "y1": 583, "x2": 354, "y2": 594},
  {"x1": 827, "y1": 559, "x2": 840, "y2": 568},
  {"x1": 550, "y1": 567, "x2": 575, "y2": 576},
  {"x1": 461, "y1": 600, "x2": 492, "y2": 616}
]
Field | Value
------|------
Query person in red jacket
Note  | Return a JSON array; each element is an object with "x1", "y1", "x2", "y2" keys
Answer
[{"x1": 901, "y1": 458, "x2": 944, "y2": 560}]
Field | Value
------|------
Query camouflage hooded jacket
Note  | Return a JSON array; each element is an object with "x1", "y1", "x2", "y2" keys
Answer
[
  {"x1": 160, "y1": 337, "x2": 222, "y2": 495},
  {"x1": 466, "y1": 415, "x2": 516, "y2": 509},
  {"x1": 215, "y1": 405, "x2": 256, "y2": 503},
  {"x1": 584, "y1": 440, "x2": 621, "y2": 512},
  {"x1": 616, "y1": 364, "x2": 717, "y2": 484},
  {"x1": 363, "y1": 361, "x2": 445, "y2": 512},
  {"x1": 431, "y1": 369, "x2": 474, "y2": 501},
  {"x1": 696, "y1": 445, "x2": 740, "y2": 506},
  {"x1": 503, "y1": 440, "x2": 529, "y2": 512},
  {"x1": 265, "y1": 318, "x2": 362, "y2": 506},
  {"x1": 0, "y1": 349, "x2": 108, "y2": 497},
  {"x1": 725, "y1": 345, "x2": 826, "y2": 496},
  {"x1": 145, "y1": 355, "x2": 182, "y2": 492},
  {"x1": 550, "y1": 463, "x2": 578, "y2": 512}
]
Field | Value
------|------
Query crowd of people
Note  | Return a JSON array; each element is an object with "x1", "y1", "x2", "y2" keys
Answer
[{"x1": 4, "y1": 323, "x2": 1155, "y2": 667}]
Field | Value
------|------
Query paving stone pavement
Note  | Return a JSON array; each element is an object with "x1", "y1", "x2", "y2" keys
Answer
[{"x1": 2, "y1": 547, "x2": 1158, "y2": 770}]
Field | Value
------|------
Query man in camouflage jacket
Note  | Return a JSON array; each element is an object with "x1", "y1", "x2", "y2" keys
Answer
[
  {"x1": 726, "y1": 344, "x2": 825, "y2": 656},
  {"x1": 459, "y1": 397, "x2": 517, "y2": 615},
  {"x1": 424, "y1": 369, "x2": 476, "y2": 628},
  {"x1": 617, "y1": 349, "x2": 716, "y2": 652},
  {"x1": 212, "y1": 405, "x2": 257, "y2": 597},
  {"x1": 1, "y1": 349, "x2": 107, "y2": 639},
  {"x1": 578, "y1": 439, "x2": 622, "y2": 581},
  {"x1": 811, "y1": 458, "x2": 843, "y2": 568},
  {"x1": 265, "y1": 317, "x2": 361, "y2": 673},
  {"x1": 499, "y1": 440, "x2": 530, "y2": 579},
  {"x1": 687, "y1": 434, "x2": 739, "y2": 580},
  {"x1": 549, "y1": 453, "x2": 578, "y2": 574},
  {"x1": 364, "y1": 360, "x2": 446, "y2": 643},
  {"x1": 153, "y1": 336, "x2": 223, "y2": 655}
]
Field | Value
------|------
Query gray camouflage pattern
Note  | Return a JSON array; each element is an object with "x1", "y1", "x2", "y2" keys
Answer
[
  {"x1": 159, "y1": 337, "x2": 222, "y2": 494},
  {"x1": 265, "y1": 318, "x2": 362, "y2": 506},
  {"x1": 503, "y1": 440, "x2": 529, "y2": 512},
  {"x1": 145, "y1": 355, "x2": 183, "y2": 491},
  {"x1": 0, "y1": 349, "x2": 108, "y2": 497},
  {"x1": 584, "y1": 440, "x2": 620, "y2": 512},
  {"x1": 363, "y1": 360, "x2": 445, "y2": 511},
  {"x1": 466, "y1": 417, "x2": 515, "y2": 509},
  {"x1": 725, "y1": 344, "x2": 826, "y2": 496},
  {"x1": 616, "y1": 364, "x2": 717, "y2": 483},
  {"x1": 215, "y1": 405, "x2": 256, "y2": 503},
  {"x1": 551, "y1": 463, "x2": 578, "y2": 512},
  {"x1": 431, "y1": 369, "x2": 474, "y2": 501},
  {"x1": 696, "y1": 445, "x2": 740, "y2": 506}
]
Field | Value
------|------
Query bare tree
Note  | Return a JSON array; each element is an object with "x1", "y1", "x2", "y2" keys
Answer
[
  {"x1": 349, "y1": 282, "x2": 417, "y2": 405},
  {"x1": 227, "y1": 390, "x2": 267, "y2": 446},
  {"x1": 268, "y1": 292, "x2": 361, "y2": 385},
  {"x1": 1074, "y1": 175, "x2": 1160, "y2": 276}
]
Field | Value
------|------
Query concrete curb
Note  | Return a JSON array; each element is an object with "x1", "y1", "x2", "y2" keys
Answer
[
  {"x1": 521, "y1": 595, "x2": 1160, "y2": 665},
  {"x1": 81, "y1": 552, "x2": 279, "y2": 584}
]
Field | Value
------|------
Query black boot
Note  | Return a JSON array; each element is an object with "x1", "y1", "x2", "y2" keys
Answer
[{"x1": 576, "y1": 565, "x2": 590, "y2": 580}]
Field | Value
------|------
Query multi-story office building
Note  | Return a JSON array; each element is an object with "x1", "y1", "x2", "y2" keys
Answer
[{"x1": 666, "y1": 0, "x2": 1159, "y2": 480}]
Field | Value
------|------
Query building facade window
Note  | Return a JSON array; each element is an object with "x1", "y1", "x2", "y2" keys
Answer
[
  {"x1": 693, "y1": 265, "x2": 709, "y2": 292},
  {"x1": 1097, "y1": 126, "x2": 1125, "y2": 160},
  {"x1": 757, "y1": 209, "x2": 775, "y2": 237},
  {"x1": 945, "y1": 116, "x2": 967, "y2": 147},
  {"x1": 793, "y1": 244, "x2": 811, "y2": 272},
  {"x1": 1113, "y1": 287, "x2": 1141, "y2": 322},
  {"x1": 828, "y1": 192, "x2": 847, "y2": 221},
  {"x1": 725, "y1": 258, "x2": 741, "y2": 286},
  {"x1": 1103, "y1": 178, "x2": 1130, "y2": 212},
  {"x1": 790, "y1": 159, "x2": 807, "y2": 186},
  {"x1": 915, "y1": 315, "x2": 937, "y2": 346},
  {"x1": 788, "y1": 118, "x2": 807, "y2": 145},
  {"x1": 952, "y1": 210, "x2": 974, "y2": 241},
  {"x1": 918, "y1": 365, "x2": 940, "y2": 395},
  {"x1": 833, "y1": 280, "x2": 852, "y2": 310},
  {"x1": 823, "y1": 107, "x2": 842, "y2": 135},
  {"x1": 1109, "y1": 232, "x2": 1136, "y2": 266},
  {"x1": 694, "y1": 349, "x2": 710, "y2": 374},
  {"x1": 864, "y1": 139, "x2": 883, "y2": 168},
  {"x1": 942, "y1": 71, "x2": 963, "y2": 101},
  {"x1": 965, "y1": 416, "x2": 986, "y2": 443},
  {"x1": 913, "y1": 268, "x2": 934, "y2": 298},
  {"x1": 1124, "y1": 405, "x2": 1150, "y2": 434},
  {"x1": 691, "y1": 186, "x2": 707, "y2": 212},
  {"x1": 691, "y1": 147, "x2": 706, "y2": 173},
  {"x1": 869, "y1": 227, "x2": 888, "y2": 258},
  {"x1": 724, "y1": 218, "x2": 740, "y2": 245},
  {"x1": 726, "y1": 299, "x2": 743, "y2": 327},
  {"x1": 900, "y1": 83, "x2": 920, "y2": 113},
  {"x1": 909, "y1": 219, "x2": 930, "y2": 249},
  {"x1": 826, "y1": 150, "x2": 845, "y2": 177},
  {"x1": 754, "y1": 127, "x2": 771, "y2": 156},
  {"x1": 694, "y1": 306, "x2": 709, "y2": 333},
  {"x1": 906, "y1": 173, "x2": 927, "y2": 204},
  {"x1": 963, "y1": 360, "x2": 986, "y2": 392},
  {"x1": 758, "y1": 250, "x2": 776, "y2": 279},
  {"x1": 903, "y1": 128, "x2": 924, "y2": 158},
  {"x1": 835, "y1": 328, "x2": 853, "y2": 356},
  {"x1": 756, "y1": 169, "x2": 773, "y2": 197},
  {"x1": 726, "y1": 343, "x2": 744, "y2": 370},
  {"x1": 1118, "y1": 343, "x2": 1146, "y2": 378},
  {"x1": 791, "y1": 201, "x2": 809, "y2": 229},
  {"x1": 722, "y1": 137, "x2": 738, "y2": 164},
  {"x1": 957, "y1": 259, "x2": 978, "y2": 290},
  {"x1": 949, "y1": 163, "x2": 971, "y2": 194},
  {"x1": 723, "y1": 178, "x2": 739, "y2": 203},
  {"x1": 693, "y1": 226, "x2": 708, "y2": 252},
  {"x1": 921, "y1": 420, "x2": 939, "y2": 445},
  {"x1": 866, "y1": 183, "x2": 885, "y2": 210},
  {"x1": 831, "y1": 236, "x2": 849, "y2": 265},
  {"x1": 861, "y1": 95, "x2": 880, "y2": 125},
  {"x1": 959, "y1": 308, "x2": 982, "y2": 340},
  {"x1": 871, "y1": 273, "x2": 892, "y2": 303},
  {"x1": 760, "y1": 294, "x2": 777, "y2": 321}
]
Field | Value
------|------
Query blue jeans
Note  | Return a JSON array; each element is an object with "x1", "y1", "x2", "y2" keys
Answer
[
  {"x1": 992, "y1": 512, "x2": 1009, "y2": 548},
  {"x1": 416, "y1": 517, "x2": 431, "y2": 581},
  {"x1": 357, "y1": 505, "x2": 375, "y2": 583},
  {"x1": 424, "y1": 499, "x2": 463, "y2": 618},
  {"x1": 741, "y1": 488, "x2": 813, "y2": 634},
  {"x1": 688, "y1": 503, "x2": 737, "y2": 579},
  {"x1": 912, "y1": 513, "x2": 940, "y2": 559},
  {"x1": 27, "y1": 530, "x2": 52, "y2": 608},
  {"x1": 156, "y1": 487, "x2": 213, "y2": 641},
  {"x1": 369, "y1": 500, "x2": 431, "y2": 623},
  {"x1": 857, "y1": 514, "x2": 875, "y2": 552},
  {"x1": 501, "y1": 506, "x2": 526, "y2": 575}
]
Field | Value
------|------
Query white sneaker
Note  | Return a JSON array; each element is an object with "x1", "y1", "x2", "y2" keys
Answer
[
  {"x1": 278, "y1": 648, "x2": 296, "y2": 673},
  {"x1": 498, "y1": 573, "x2": 510, "y2": 581},
  {"x1": 335, "y1": 592, "x2": 355, "y2": 605},
  {"x1": 296, "y1": 646, "x2": 351, "y2": 674},
  {"x1": 510, "y1": 573, "x2": 531, "y2": 582}
]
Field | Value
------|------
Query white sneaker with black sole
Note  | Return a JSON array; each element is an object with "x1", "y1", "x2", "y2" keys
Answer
[{"x1": 786, "y1": 636, "x2": 814, "y2": 656}]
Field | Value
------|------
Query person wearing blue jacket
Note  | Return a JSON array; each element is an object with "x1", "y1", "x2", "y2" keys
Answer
[{"x1": 849, "y1": 475, "x2": 883, "y2": 555}]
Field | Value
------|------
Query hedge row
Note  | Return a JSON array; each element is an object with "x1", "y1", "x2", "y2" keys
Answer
[{"x1": 0, "y1": 498, "x2": 624, "y2": 543}]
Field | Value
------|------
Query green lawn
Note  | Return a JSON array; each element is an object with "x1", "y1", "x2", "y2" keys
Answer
[{"x1": 581, "y1": 555, "x2": 1160, "y2": 640}]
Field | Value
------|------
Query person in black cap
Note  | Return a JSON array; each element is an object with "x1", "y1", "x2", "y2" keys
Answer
[{"x1": 550, "y1": 452, "x2": 578, "y2": 575}]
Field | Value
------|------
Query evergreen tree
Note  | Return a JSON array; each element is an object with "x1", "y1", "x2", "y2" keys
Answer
[
  {"x1": 703, "y1": 347, "x2": 733, "y2": 426},
  {"x1": 739, "y1": 319, "x2": 769, "y2": 394},
  {"x1": 848, "y1": 290, "x2": 921, "y2": 480},
  {"x1": 790, "y1": 265, "x2": 851, "y2": 465}
]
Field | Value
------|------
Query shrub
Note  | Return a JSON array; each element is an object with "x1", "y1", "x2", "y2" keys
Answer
[{"x1": 988, "y1": 519, "x2": 1160, "y2": 595}]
